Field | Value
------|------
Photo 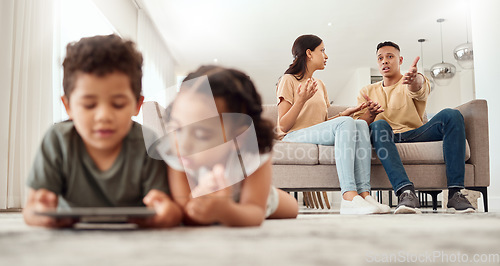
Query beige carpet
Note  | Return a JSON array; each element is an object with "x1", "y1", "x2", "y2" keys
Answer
[{"x1": 1, "y1": 210, "x2": 500, "y2": 266}]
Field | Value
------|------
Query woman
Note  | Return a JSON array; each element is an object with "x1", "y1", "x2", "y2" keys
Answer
[{"x1": 277, "y1": 35, "x2": 390, "y2": 214}]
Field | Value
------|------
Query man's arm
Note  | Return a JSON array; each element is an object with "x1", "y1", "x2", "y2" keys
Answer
[
  {"x1": 357, "y1": 93, "x2": 384, "y2": 125},
  {"x1": 403, "y1": 57, "x2": 424, "y2": 92}
]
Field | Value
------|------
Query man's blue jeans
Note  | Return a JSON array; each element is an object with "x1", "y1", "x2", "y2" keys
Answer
[{"x1": 369, "y1": 108, "x2": 466, "y2": 194}]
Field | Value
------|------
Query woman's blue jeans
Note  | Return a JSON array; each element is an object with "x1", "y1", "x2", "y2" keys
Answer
[
  {"x1": 283, "y1": 117, "x2": 372, "y2": 195},
  {"x1": 369, "y1": 108, "x2": 466, "y2": 194}
]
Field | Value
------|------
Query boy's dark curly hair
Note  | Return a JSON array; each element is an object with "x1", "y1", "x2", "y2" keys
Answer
[
  {"x1": 181, "y1": 65, "x2": 275, "y2": 154},
  {"x1": 62, "y1": 34, "x2": 143, "y2": 101}
]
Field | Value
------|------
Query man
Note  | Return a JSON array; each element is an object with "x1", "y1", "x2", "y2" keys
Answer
[{"x1": 353, "y1": 41, "x2": 475, "y2": 214}]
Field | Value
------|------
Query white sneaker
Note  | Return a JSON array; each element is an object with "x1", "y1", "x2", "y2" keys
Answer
[
  {"x1": 340, "y1": 195, "x2": 379, "y2": 215},
  {"x1": 364, "y1": 195, "x2": 392, "y2": 214}
]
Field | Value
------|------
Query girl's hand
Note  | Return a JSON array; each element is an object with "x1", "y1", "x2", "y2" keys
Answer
[
  {"x1": 296, "y1": 78, "x2": 318, "y2": 104},
  {"x1": 341, "y1": 102, "x2": 367, "y2": 116},
  {"x1": 186, "y1": 165, "x2": 233, "y2": 224}
]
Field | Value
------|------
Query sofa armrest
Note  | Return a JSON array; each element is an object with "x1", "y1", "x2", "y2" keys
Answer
[{"x1": 455, "y1": 99, "x2": 490, "y2": 186}]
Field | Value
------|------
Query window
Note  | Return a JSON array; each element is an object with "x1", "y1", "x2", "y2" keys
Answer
[{"x1": 53, "y1": 0, "x2": 115, "y2": 123}]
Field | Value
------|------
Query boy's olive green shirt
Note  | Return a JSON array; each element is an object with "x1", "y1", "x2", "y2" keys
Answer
[
  {"x1": 27, "y1": 121, "x2": 169, "y2": 208},
  {"x1": 353, "y1": 76, "x2": 431, "y2": 133}
]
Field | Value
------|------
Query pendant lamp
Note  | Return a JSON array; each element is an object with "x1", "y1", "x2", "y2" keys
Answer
[
  {"x1": 418, "y1": 39, "x2": 435, "y2": 92},
  {"x1": 430, "y1": 19, "x2": 456, "y2": 86},
  {"x1": 453, "y1": 8, "x2": 474, "y2": 69}
]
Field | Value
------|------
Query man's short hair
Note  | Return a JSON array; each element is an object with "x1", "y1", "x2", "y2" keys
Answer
[{"x1": 376, "y1": 41, "x2": 400, "y2": 53}]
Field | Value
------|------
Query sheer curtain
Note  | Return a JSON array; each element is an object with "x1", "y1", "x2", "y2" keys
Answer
[
  {"x1": 0, "y1": 1, "x2": 176, "y2": 210},
  {"x1": 0, "y1": 0, "x2": 56, "y2": 209}
]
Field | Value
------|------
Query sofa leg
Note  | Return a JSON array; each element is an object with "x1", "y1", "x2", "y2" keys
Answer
[
  {"x1": 420, "y1": 190, "x2": 442, "y2": 211},
  {"x1": 465, "y1": 187, "x2": 488, "y2": 212},
  {"x1": 430, "y1": 191, "x2": 441, "y2": 211},
  {"x1": 388, "y1": 191, "x2": 394, "y2": 208}
]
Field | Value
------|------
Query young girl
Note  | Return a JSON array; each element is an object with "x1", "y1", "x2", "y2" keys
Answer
[
  {"x1": 277, "y1": 34, "x2": 390, "y2": 214},
  {"x1": 164, "y1": 65, "x2": 298, "y2": 226}
]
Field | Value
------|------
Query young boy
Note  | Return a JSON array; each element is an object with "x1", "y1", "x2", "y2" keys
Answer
[{"x1": 23, "y1": 34, "x2": 182, "y2": 228}]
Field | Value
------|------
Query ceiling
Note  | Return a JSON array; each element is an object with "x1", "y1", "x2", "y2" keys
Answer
[{"x1": 139, "y1": 0, "x2": 473, "y2": 103}]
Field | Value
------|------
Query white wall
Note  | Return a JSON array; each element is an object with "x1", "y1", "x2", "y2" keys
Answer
[
  {"x1": 91, "y1": 0, "x2": 177, "y2": 109},
  {"x1": 426, "y1": 70, "x2": 473, "y2": 115},
  {"x1": 91, "y1": 0, "x2": 138, "y2": 41},
  {"x1": 471, "y1": 0, "x2": 500, "y2": 211},
  {"x1": 226, "y1": 65, "x2": 282, "y2": 105},
  {"x1": 460, "y1": 69, "x2": 475, "y2": 103},
  {"x1": 332, "y1": 67, "x2": 371, "y2": 106}
]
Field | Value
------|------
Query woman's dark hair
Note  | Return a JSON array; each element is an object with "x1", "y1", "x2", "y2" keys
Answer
[
  {"x1": 62, "y1": 34, "x2": 143, "y2": 101},
  {"x1": 179, "y1": 65, "x2": 274, "y2": 153},
  {"x1": 284, "y1": 34, "x2": 323, "y2": 80}
]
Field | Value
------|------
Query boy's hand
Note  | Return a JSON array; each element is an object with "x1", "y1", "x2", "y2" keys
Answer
[
  {"x1": 34, "y1": 188, "x2": 58, "y2": 210},
  {"x1": 141, "y1": 189, "x2": 182, "y2": 228},
  {"x1": 186, "y1": 165, "x2": 233, "y2": 224},
  {"x1": 26, "y1": 189, "x2": 74, "y2": 228}
]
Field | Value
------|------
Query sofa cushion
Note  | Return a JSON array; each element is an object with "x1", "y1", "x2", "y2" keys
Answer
[
  {"x1": 317, "y1": 140, "x2": 471, "y2": 165},
  {"x1": 272, "y1": 141, "x2": 318, "y2": 165}
]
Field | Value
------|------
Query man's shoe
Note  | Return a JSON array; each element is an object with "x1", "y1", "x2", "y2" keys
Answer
[
  {"x1": 447, "y1": 191, "x2": 476, "y2": 213},
  {"x1": 395, "y1": 190, "x2": 421, "y2": 214}
]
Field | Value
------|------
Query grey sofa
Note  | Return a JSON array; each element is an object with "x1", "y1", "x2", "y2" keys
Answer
[{"x1": 262, "y1": 99, "x2": 490, "y2": 211}]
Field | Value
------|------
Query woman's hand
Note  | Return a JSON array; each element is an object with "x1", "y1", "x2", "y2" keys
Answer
[
  {"x1": 296, "y1": 78, "x2": 318, "y2": 104},
  {"x1": 341, "y1": 102, "x2": 368, "y2": 116},
  {"x1": 277, "y1": 78, "x2": 318, "y2": 133}
]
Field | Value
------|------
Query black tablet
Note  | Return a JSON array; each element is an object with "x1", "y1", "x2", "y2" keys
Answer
[{"x1": 35, "y1": 207, "x2": 156, "y2": 223}]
